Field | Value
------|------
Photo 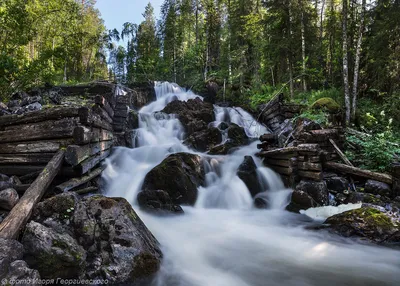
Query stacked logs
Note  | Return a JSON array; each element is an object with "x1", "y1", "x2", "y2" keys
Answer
[
  {"x1": 294, "y1": 128, "x2": 345, "y2": 162},
  {"x1": 258, "y1": 94, "x2": 304, "y2": 132}
]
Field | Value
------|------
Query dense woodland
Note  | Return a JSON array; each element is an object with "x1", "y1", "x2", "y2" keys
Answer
[{"x1": 0, "y1": 0, "x2": 399, "y2": 170}]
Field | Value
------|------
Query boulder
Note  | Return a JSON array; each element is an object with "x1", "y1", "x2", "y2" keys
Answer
[
  {"x1": 127, "y1": 109, "x2": 139, "y2": 130},
  {"x1": 277, "y1": 119, "x2": 294, "y2": 147},
  {"x1": 22, "y1": 221, "x2": 86, "y2": 279},
  {"x1": 1, "y1": 260, "x2": 41, "y2": 283},
  {"x1": 227, "y1": 123, "x2": 248, "y2": 145},
  {"x1": 162, "y1": 98, "x2": 214, "y2": 135},
  {"x1": 24, "y1": 193, "x2": 162, "y2": 284},
  {"x1": 0, "y1": 174, "x2": 9, "y2": 182},
  {"x1": 237, "y1": 156, "x2": 263, "y2": 197},
  {"x1": 20, "y1": 96, "x2": 42, "y2": 107},
  {"x1": 24, "y1": 102, "x2": 42, "y2": 112},
  {"x1": 0, "y1": 239, "x2": 24, "y2": 278},
  {"x1": 137, "y1": 190, "x2": 184, "y2": 214},
  {"x1": 365, "y1": 180, "x2": 391, "y2": 197},
  {"x1": 295, "y1": 180, "x2": 329, "y2": 206},
  {"x1": 7, "y1": 100, "x2": 20, "y2": 109},
  {"x1": 184, "y1": 127, "x2": 222, "y2": 152},
  {"x1": 324, "y1": 207, "x2": 400, "y2": 243},
  {"x1": 286, "y1": 190, "x2": 319, "y2": 213},
  {"x1": 0, "y1": 188, "x2": 19, "y2": 211},
  {"x1": 208, "y1": 141, "x2": 241, "y2": 155},
  {"x1": 142, "y1": 153, "x2": 205, "y2": 205},
  {"x1": 324, "y1": 173, "x2": 349, "y2": 193},
  {"x1": 0, "y1": 181, "x2": 13, "y2": 191}
]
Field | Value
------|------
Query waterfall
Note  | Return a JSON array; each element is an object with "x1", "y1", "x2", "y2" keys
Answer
[{"x1": 103, "y1": 82, "x2": 400, "y2": 286}]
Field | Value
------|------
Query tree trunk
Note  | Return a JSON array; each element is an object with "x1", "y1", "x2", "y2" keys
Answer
[
  {"x1": 288, "y1": 1, "x2": 294, "y2": 98},
  {"x1": 352, "y1": 0, "x2": 366, "y2": 122},
  {"x1": 301, "y1": 10, "x2": 307, "y2": 92},
  {"x1": 342, "y1": 0, "x2": 351, "y2": 125}
]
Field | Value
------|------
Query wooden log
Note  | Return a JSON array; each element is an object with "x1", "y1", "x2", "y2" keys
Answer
[
  {"x1": 0, "y1": 165, "x2": 77, "y2": 177},
  {"x1": 92, "y1": 105, "x2": 113, "y2": 124},
  {"x1": 113, "y1": 106, "x2": 129, "y2": 118},
  {"x1": 112, "y1": 116, "x2": 128, "y2": 125},
  {"x1": 0, "y1": 118, "x2": 78, "y2": 143},
  {"x1": 0, "y1": 139, "x2": 74, "y2": 154},
  {"x1": 266, "y1": 164, "x2": 294, "y2": 176},
  {"x1": 79, "y1": 107, "x2": 113, "y2": 131},
  {"x1": 329, "y1": 139, "x2": 353, "y2": 166},
  {"x1": 74, "y1": 149, "x2": 111, "y2": 175},
  {"x1": 0, "y1": 107, "x2": 79, "y2": 127},
  {"x1": 259, "y1": 134, "x2": 277, "y2": 142},
  {"x1": 308, "y1": 156, "x2": 321, "y2": 163},
  {"x1": 73, "y1": 126, "x2": 113, "y2": 145},
  {"x1": 65, "y1": 141, "x2": 113, "y2": 166},
  {"x1": 0, "y1": 150, "x2": 65, "y2": 239},
  {"x1": 297, "y1": 144, "x2": 321, "y2": 153},
  {"x1": 265, "y1": 158, "x2": 297, "y2": 168},
  {"x1": 263, "y1": 109, "x2": 282, "y2": 122},
  {"x1": 0, "y1": 153, "x2": 55, "y2": 164},
  {"x1": 95, "y1": 95, "x2": 114, "y2": 118},
  {"x1": 298, "y1": 170, "x2": 323, "y2": 181},
  {"x1": 258, "y1": 147, "x2": 298, "y2": 158},
  {"x1": 19, "y1": 171, "x2": 42, "y2": 183},
  {"x1": 298, "y1": 162, "x2": 322, "y2": 171},
  {"x1": 75, "y1": 186, "x2": 98, "y2": 195},
  {"x1": 55, "y1": 166, "x2": 105, "y2": 192},
  {"x1": 392, "y1": 164, "x2": 400, "y2": 197},
  {"x1": 324, "y1": 162, "x2": 393, "y2": 184}
]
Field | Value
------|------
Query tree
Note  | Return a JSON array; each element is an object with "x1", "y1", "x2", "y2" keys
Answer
[{"x1": 342, "y1": 0, "x2": 351, "y2": 125}]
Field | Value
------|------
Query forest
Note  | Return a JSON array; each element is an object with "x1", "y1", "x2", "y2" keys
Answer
[{"x1": 0, "y1": 0, "x2": 399, "y2": 170}]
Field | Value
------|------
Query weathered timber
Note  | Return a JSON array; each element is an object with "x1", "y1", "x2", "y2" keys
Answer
[
  {"x1": 73, "y1": 126, "x2": 113, "y2": 145},
  {"x1": 92, "y1": 105, "x2": 113, "y2": 124},
  {"x1": 112, "y1": 116, "x2": 128, "y2": 125},
  {"x1": 74, "y1": 149, "x2": 111, "y2": 175},
  {"x1": 257, "y1": 142, "x2": 270, "y2": 150},
  {"x1": 95, "y1": 95, "x2": 114, "y2": 118},
  {"x1": 329, "y1": 139, "x2": 354, "y2": 166},
  {"x1": 260, "y1": 134, "x2": 277, "y2": 142},
  {"x1": 265, "y1": 158, "x2": 297, "y2": 168},
  {"x1": 309, "y1": 156, "x2": 321, "y2": 163},
  {"x1": 265, "y1": 164, "x2": 295, "y2": 176},
  {"x1": 75, "y1": 186, "x2": 98, "y2": 195},
  {"x1": 0, "y1": 139, "x2": 74, "y2": 154},
  {"x1": 297, "y1": 144, "x2": 321, "y2": 153},
  {"x1": 393, "y1": 164, "x2": 400, "y2": 196},
  {"x1": 267, "y1": 116, "x2": 284, "y2": 125},
  {"x1": 0, "y1": 150, "x2": 65, "y2": 239},
  {"x1": 257, "y1": 147, "x2": 298, "y2": 157},
  {"x1": 65, "y1": 141, "x2": 113, "y2": 166},
  {"x1": 298, "y1": 170, "x2": 323, "y2": 181},
  {"x1": 13, "y1": 184, "x2": 30, "y2": 194},
  {"x1": 0, "y1": 165, "x2": 77, "y2": 177},
  {"x1": 0, "y1": 153, "x2": 55, "y2": 164},
  {"x1": 298, "y1": 162, "x2": 322, "y2": 171},
  {"x1": 0, "y1": 118, "x2": 78, "y2": 143},
  {"x1": 79, "y1": 107, "x2": 113, "y2": 131},
  {"x1": 113, "y1": 106, "x2": 129, "y2": 118},
  {"x1": 262, "y1": 110, "x2": 281, "y2": 122},
  {"x1": 0, "y1": 107, "x2": 79, "y2": 127},
  {"x1": 55, "y1": 166, "x2": 105, "y2": 192},
  {"x1": 19, "y1": 171, "x2": 42, "y2": 183},
  {"x1": 324, "y1": 162, "x2": 393, "y2": 184}
]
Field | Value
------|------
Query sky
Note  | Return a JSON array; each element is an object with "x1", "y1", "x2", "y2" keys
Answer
[{"x1": 95, "y1": 0, "x2": 163, "y2": 32}]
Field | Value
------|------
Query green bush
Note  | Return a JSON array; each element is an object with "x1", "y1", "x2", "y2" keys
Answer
[
  {"x1": 293, "y1": 109, "x2": 329, "y2": 126},
  {"x1": 292, "y1": 88, "x2": 342, "y2": 106},
  {"x1": 249, "y1": 84, "x2": 287, "y2": 109}
]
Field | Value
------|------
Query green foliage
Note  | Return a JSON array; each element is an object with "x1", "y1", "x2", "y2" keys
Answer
[
  {"x1": 293, "y1": 109, "x2": 329, "y2": 126},
  {"x1": 292, "y1": 88, "x2": 342, "y2": 106},
  {"x1": 346, "y1": 131, "x2": 400, "y2": 172},
  {"x1": 249, "y1": 84, "x2": 285, "y2": 108}
]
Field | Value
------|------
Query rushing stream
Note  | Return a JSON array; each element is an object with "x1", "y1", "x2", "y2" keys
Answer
[{"x1": 104, "y1": 82, "x2": 400, "y2": 286}]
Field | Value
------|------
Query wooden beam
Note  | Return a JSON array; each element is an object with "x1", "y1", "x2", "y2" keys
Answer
[
  {"x1": 95, "y1": 95, "x2": 114, "y2": 118},
  {"x1": 324, "y1": 162, "x2": 393, "y2": 184},
  {"x1": 92, "y1": 105, "x2": 113, "y2": 124},
  {"x1": 257, "y1": 147, "x2": 298, "y2": 157},
  {"x1": 0, "y1": 150, "x2": 65, "y2": 239},
  {"x1": 0, "y1": 107, "x2": 79, "y2": 127},
  {"x1": 264, "y1": 158, "x2": 297, "y2": 168},
  {"x1": 73, "y1": 126, "x2": 113, "y2": 145},
  {"x1": 0, "y1": 153, "x2": 55, "y2": 164},
  {"x1": 65, "y1": 141, "x2": 113, "y2": 166},
  {"x1": 298, "y1": 170, "x2": 323, "y2": 181},
  {"x1": 79, "y1": 107, "x2": 113, "y2": 131},
  {"x1": 0, "y1": 139, "x2": 74, "y2": 154},
  {"x1": 329, "y1": 138, "x2": 353, "y2": 166},
  {"x1": 259, "y1": 134, "x2": 277, "y2": 142},
  {"x1": 298, "y1": 162, "x2": 322, "y2": 171},
  {"x1": 265, "y1": 164, "x2": 295, "y2": 175},
  {"x1": 74, "y1": 149, "x2": 111, "y2": 175},
  {"x1": 0, "y1": 118, "x2": 78, "y2": 143},
  {"x1": 75, "y1": 186, "x2": 98, "y2": 195},
  {"x1": 55, "y1": 166, "x2": 105, "y2": 192}
]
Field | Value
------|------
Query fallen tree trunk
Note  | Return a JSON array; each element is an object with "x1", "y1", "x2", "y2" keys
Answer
[
  {"x1": 0, "y1": 107, "x2": 79, "y2": 127},
  {"x1": 55, "y1": 166, "x2": 105, "y2": 192},
  {"x1": 0, "y1": 150, "x2": 65, "y2": 239},
  {"x1": 324, "y1": 162, "x2": 393, "y2": 184},
  {"x1": 264, "y1": 158, "x2": 297, "y2": 168},
  {"x1": 259, "y1": 134, "x2": 277, "y2": 142},
  {"x1": 0, "y1": 139, "x2": 74, "y2": 154}
]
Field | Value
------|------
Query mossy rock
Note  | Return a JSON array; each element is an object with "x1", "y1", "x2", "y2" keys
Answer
[
  {"x1": 311, "y1": 97, "x2": 340, "y2": 113},
  {"x1": 325, "y1": 207, "x2": 399, "y2": 243}
]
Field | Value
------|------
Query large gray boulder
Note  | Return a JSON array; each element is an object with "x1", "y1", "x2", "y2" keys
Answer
[
  {"x1": 0, "y1": 188, "x2": 19, "y2": 211},
  {"x1": 365, "y1": 180, "x2": 392, "y2": 197},
  {"x1": 0, "y1": 239, "x2": 24, "y2": 278},
  {"x1": 295, "y1": 180, "x2": 329, "y2": 206},
  {"x1": 184, "y1": 127, "x2": 222, "y2": 152},
  {"x1": 23, "y1": 193, "x2": 162, "y2": 284},
  {"x1": 141, "y1": 153, "x2": 205, "y2": 206}
]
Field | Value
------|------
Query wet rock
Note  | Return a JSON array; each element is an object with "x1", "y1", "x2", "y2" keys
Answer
[
  {"x1": 0, "y1": 238, "x2": 24, "y2": 278},
  {"x1": 0, "y1": 174, "x2": 9, "y2": 182},
  {"x1": 237, "y1": 156, "x2": 263, "y2": 197},
  {"x1": 293, "y1": 118, "x2": 321, "y2": 138},
  {"x1": 137, "y1": 190, "x2": 184, "y2": 214},
  {"x1": 218, "y1": 122, "x2": 229, "y2": 130},
  {"x1": 7, "y1": 100, "x2": 21, "y2": 109},
  {"x1": 1, "y1": 260, "x2": 41, "y2": 283},
  {"x1": 365, "y1": 180, "x2": 391, "y2": 197},
  {"x1": 21, "y1": 96, "x2": 42, "y2": 107},
  {"x1": 227, "y1": 123, "x2": 248, "y2": 145},
  {"x1": 0, "y1": 188, "x2": 19, "y2": 210},
  {"x1": 295, "y1": 180, "x2": 329, "y2": 206},
  {"x1": 142, "y1": 153, "x2": 205, "y2": 205},
  {"x1": 286, "y1": 190, "x2": 319, "y2": 213},
  {"x1": 11, "y1": 91, "x2": 29, "y2": 101},
  {"x1": 127, "y1": 109, "x2": 139, "y2": 129},
  {"x1": 22, "y1": 221, "x2": 86, "y2": 279},
  {"x1": 324, "y1": 174, "x2": 349, "y2": 193},
  {"x1": 324, "y1": 207, "x2": 400, "y2": 243},
  {"x1": 184, "y1": 127, "x2": 222, "y2": 152},
  {"x1": 9, "y1": 176, "x2": 21, "y2": 186},
  {"x1": 208, "y1": 141, "x2": 242, "y2": 155},
  {"x1": 0, "y1": 181, "x2": 13, "y2": 192},
  {"x1": 162, "y1": 98, "x2": 214, "y2": 135},
  {"x1": 24, "y1": 102, "x2": 42, "y2": 112},
  {"x1": 45, "y1": 88, "x2": 64, "y2": 105},
  {"x1": 25, "y1": 193, "x2": 162, "y2": 284},
  {"x1": 277, "y1": 119, "x2": 294, "y2": 147}
]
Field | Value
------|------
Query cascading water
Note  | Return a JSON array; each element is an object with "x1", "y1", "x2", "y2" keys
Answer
[{"x1": 103, "y1": 82, "x2": 400, "y2": 286}]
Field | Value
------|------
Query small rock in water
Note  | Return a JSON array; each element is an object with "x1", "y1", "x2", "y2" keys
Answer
[
  {"x1": 295, "y1": 180, "x2": 329, "y2": 206},
  {"x1": 237, "y1": 156, "x2": 264, "y2": 197},
  {"x1": 137, "y1": 189, "x2": 184, "y2": 214},
  {"x1": 0, "y1": 188, "x2": 19, "y2": 210}
]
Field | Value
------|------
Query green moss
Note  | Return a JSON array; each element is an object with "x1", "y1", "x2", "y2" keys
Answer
[
  {"x1": 353, "y1": 207, "x2": 396, "y2": 229},
  {"x1": 311, "y1": 97, "x2": 340, "y2": 113}
]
